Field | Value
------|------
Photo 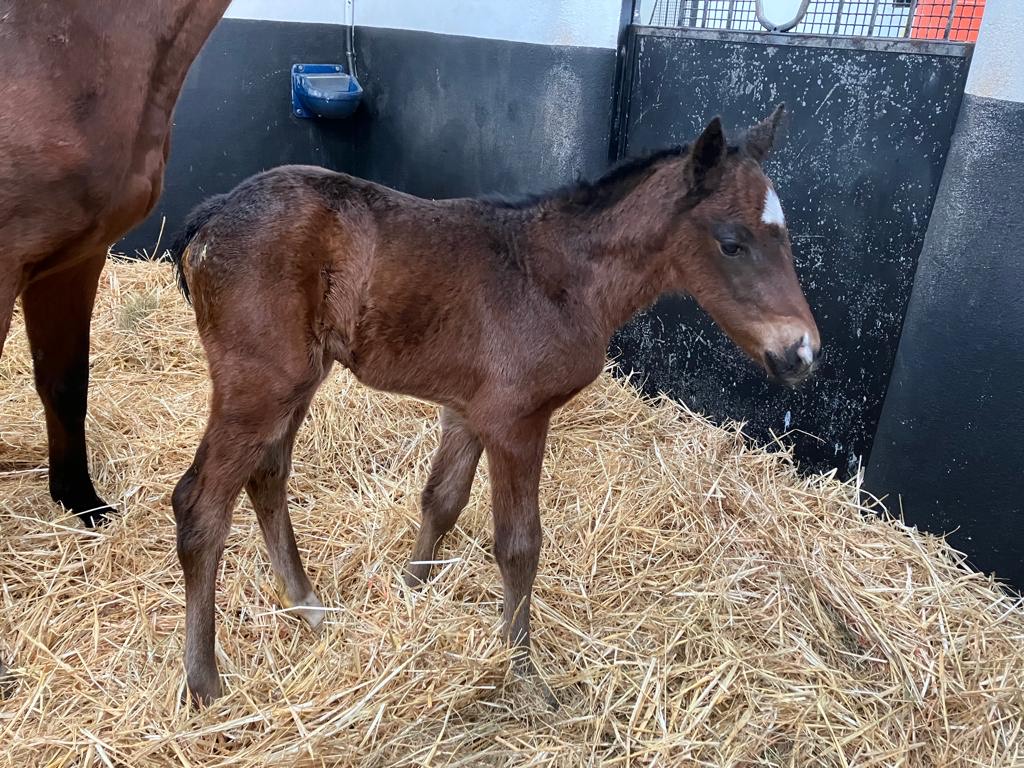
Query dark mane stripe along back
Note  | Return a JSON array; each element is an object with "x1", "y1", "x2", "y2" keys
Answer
[
  {"x1": 484, "y1": 142, "x2": 742, "y2": 213},
  {"x1": 484, "y1": 145, "x2": 688, "y2": 212}
]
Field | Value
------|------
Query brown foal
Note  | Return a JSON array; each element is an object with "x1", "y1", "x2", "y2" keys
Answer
[
  {"x1": 0, "y1": 1, "x2": 231, "y2": 527},
  {"x1": 169, "y1": 107, "x2": 820, "y2": 704}
]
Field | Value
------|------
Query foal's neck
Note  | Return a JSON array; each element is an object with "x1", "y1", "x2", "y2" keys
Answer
[{"x1": 535, "y1": 165, "x2": 692, "y2": 339}]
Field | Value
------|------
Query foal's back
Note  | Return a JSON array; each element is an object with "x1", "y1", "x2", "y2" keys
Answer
[{"x1": 179, "y1": 166, "x2": 600, "y2": 416}]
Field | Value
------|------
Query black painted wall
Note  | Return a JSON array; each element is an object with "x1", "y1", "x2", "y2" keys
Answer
[
  {"x1": 610, "y1": 28, "x2": 970, "y2": 476},
  {"x1": 121, "y1": 19, "x2": 617, "y2": 254},
  {"x1": 866, "y1": 94, "x2": 1024, "y2": 586}
]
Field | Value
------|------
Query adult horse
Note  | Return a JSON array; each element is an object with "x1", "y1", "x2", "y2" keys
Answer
[{"x1": 0, "y1": 0, "x2": 231, "y2": 526}]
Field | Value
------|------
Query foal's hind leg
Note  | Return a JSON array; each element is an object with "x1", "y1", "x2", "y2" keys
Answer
[
  {"x1": 21, "y1": 252, "x2": 111, "y2": 526},
  {"x1": 404, "y1": 408, "x2": 482, "y2": 587},
  {"x1": 173, "y1": 375, "x2": 309, "y2": 704},
  {"x1": 246, "y1": 395, "x2": 326, "y2": 629},
  {"x1": 173, "y1": 418, "x2": 264, "y2": 704}
]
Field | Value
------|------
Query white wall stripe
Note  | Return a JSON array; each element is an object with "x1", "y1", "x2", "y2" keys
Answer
[
  {"x1": 225, "y1": 0, "x2": 346, "y2": 26},
  {"x1": 965, "y1": 0, "x2": 1024, "y2": 104},
  {"x1": 358, "y1": 0, "x2": 622, "y2": 49},
  {"x1": 225, "y1": 0, "x2": 623, "y2": 49}
]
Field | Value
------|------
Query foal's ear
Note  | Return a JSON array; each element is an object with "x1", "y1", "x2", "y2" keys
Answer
[
  {"x1": 690, "y1": 116, "x2": 727, "y2": 186},
  {"x1": 744, "y1": 104, "x2": 785, "y2": 164}
]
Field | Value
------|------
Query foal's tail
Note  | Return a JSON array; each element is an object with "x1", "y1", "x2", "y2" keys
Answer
[{"x1": 165, "y1": 193, "x2": 230, "y2": 304}]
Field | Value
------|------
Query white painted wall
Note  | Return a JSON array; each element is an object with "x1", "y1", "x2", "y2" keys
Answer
[
  {"x1": 224, "y1": 0, "x2": 624, "y2": 48},
  {"x1": 225, "y1": 0, "x2": 346, "y2": 25},
  {"x1": 358, "y1": 0, "x2": 623, "y2": 49},
  {"x1": 966, "y1": 0, "x2": 1024, "y2": 102}
]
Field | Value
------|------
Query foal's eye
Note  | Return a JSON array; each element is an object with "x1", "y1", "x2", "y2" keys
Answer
[{"x1": 719, "y1": 240, "x2": 743, "y2": 257}]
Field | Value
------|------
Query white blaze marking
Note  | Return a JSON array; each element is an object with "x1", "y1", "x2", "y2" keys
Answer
[
  {"x1": 761, "y1": 186, "x2": 786, "y2": 227},
  {"x1": 797, "y1": 332, "x2": 814, "y2": 365}
]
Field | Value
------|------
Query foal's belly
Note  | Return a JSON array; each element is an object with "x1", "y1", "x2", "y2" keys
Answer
[
  {"x1": 338, "y1": 295, "x2": 485, "y2": 411},
  {"x1": 346, "y1": 350, "x2": 479, "y2": 414}
]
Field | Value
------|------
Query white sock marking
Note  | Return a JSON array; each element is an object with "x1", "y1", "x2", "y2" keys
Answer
[{"x1": 762, "y1": 186, "x2": 786, "y2": 227}]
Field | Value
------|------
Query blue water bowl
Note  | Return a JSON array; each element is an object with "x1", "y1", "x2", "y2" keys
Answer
[{"x1": 291, "y1": 64, "x2": 363, "y2": 119}]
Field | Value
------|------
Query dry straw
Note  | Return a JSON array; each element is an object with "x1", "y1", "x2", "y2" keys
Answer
[{"x1": 1, "y1": 261, "x2": 1022, "y2": 767}]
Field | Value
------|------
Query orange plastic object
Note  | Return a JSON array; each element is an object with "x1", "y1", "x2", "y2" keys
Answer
[{"x1": 910, "y1": 0, "x2": 985, "y2": 42}]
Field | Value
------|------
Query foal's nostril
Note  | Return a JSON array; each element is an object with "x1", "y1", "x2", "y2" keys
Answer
[{"x1": 764, "y1": 335, "x2": 819, "y2": 386}]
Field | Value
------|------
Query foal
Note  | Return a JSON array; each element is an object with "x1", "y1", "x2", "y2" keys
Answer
[{"x1": 169, "y1": 107, "x2": 819, "y2": 704}]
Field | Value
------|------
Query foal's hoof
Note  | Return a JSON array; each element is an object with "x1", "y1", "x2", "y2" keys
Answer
[
  {"x1": 292, "y1": 592, "x2": 326, "y2": 629},
  {"x1": 185, "y1": 674, "x2": 224, "y2": 707},
  {"x1": 275, "y1": 578, "x2": 326, "y2": 629},
  {"x1": 402, "y1": 561, "x2": 431, "y2": 589},
  {"x1": 510, "y1": 654, "x2": 559, "y2": 711}
]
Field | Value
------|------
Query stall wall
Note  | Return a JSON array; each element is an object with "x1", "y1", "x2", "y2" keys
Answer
[
  {"x1": 867, "y1": 0, "x2": 1024, "y2": 586},
  {"x1": 609, "y1": 28, "x2": 970, "y2": 477},
  {"x1": 120, "y1": 1, "x2": 622, "y2": 256}
]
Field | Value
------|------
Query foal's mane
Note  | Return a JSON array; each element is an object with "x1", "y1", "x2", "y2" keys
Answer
[{"x1": 484, "y1": 142, "x2": 743, "y2": 213}]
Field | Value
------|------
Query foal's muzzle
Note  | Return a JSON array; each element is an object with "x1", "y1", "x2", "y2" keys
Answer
[{"x1": 765, "y1": 333, "x2": 819, "y2": 387}]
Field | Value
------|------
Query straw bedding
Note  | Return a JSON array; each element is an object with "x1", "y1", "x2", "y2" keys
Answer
[{"x1": 1, "y1": 261, "x2": 1022, "y2": 767}]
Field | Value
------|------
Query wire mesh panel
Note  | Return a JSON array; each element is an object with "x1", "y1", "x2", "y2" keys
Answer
[
  {"x1": 648, "y1": 1, "x2": 762, "y2": 31},
  {"x1": 643, "y1": 0, "x2": 984, "y2": 40},
  {"x1": 793, "y1": 0, "x2": 910, "y2": 37},
  {"x1": 646, "y1": 1, "x2": 756, "y2": 30}
]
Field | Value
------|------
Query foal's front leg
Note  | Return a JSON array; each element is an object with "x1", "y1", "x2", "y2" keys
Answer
[{"x1": 483, "y1": 415, "x2": 549, "y2": 669}]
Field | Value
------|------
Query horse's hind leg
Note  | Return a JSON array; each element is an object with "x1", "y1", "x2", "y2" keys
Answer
[
  {"x1": 174, "y1": 312, "x2": 328, "y2": 704},
  {"x1": 404, "y1": 408, "x2": 482, "y2": 587},
  {"x1": 174, "y1": 380, "x2": 309, "y2": 704},
  {"x1": 173, "y1": 408, "x2": 267, "y2": 705},
  {"x1": 21, "y1": 252, "x2": 111, "y2": 527},
  {"x1": 246, "y1": 392, "x2": 326, "y2": 629}
]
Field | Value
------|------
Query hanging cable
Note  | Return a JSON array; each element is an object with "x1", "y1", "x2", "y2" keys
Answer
[{"x1": 346, "y1": 0, "x2": 358, "y2": 79}]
